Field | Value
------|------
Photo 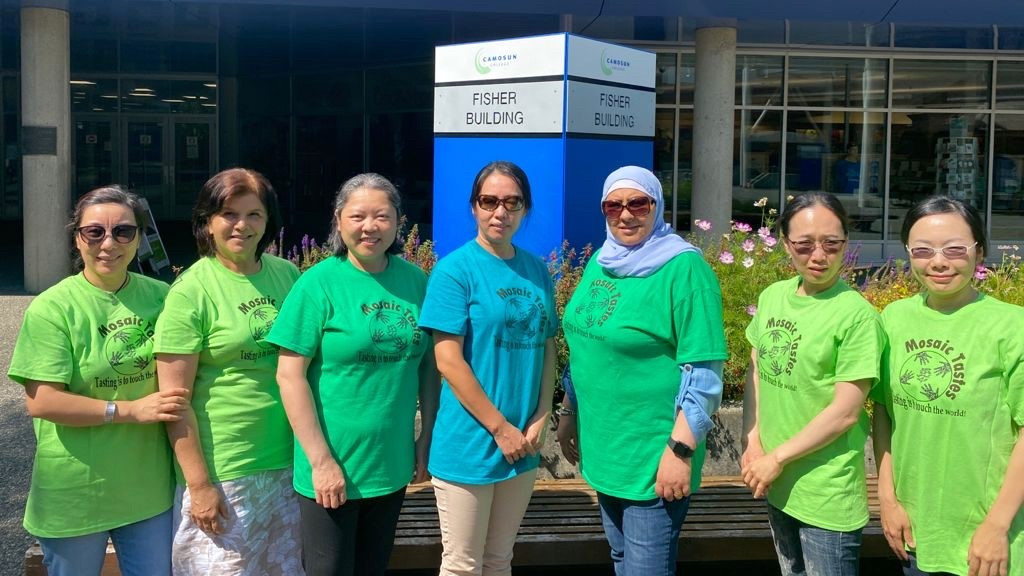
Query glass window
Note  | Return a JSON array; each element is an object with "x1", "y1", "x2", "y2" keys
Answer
[
  {"x1": 365, "y1": 65, "x2": 432, "y2": 113},
  {"x1": 120, "y1": 79, "x2": 217, "y2": 114},
  {"x1": 294, "y1": 72, "x2": 363, "y2": 115},
  {"x1": 737, "y1": 55, "x2": 783, "y2": 108},
  {"x1": 71, "y1": 37, "x2": 117, "y2": 72},
  {"x1": 680, "y1": 54, "x2": 696, "y2": 105},
  {"x1": 737, "y1": 20, "x2": 784, "y2": 45},
  {"x1": 2, "y1": 7, "x2": 19, "y2": 71},
  {"x1": 734, "y1": 109, "x2": 783, "y2": 222},
  {"x1": 894, "y1": 25, "x2": 994, "y2": 50},
  {"x1": 785, "y1": 110, "x2": 886, "y2": 240},
  {"x1": 453, "y1": 12, "x2": 560, "y2": 43},
  {"x1": 292, "y1": 7, "x2": 365, "y2": 72},
  {"x1": 237, "y1": 35, "x2": 290, "y2": 76},
  {"x1": 294, "y1": 114, "x2": 364, "y2": 228},
  {"x1": 788, "y1": 21, "x2": 889, "y2": 47},
  {"x1": 573, "y1": 16, "x2": 678, "y2": 42},
  {"x1": 368, "y1": 111, "x2": 434, "y2": 232},
  {"x1": 121, "y1": 40, "x2": 216, "y2": 74},
  {"x1": 999, "y1": 27, "x2": 1024, "y2": 51},
  {"x1": 2, "y1": 76, "x2": 19, "y2": 219},
  {"x1": 991, "y1": 114, "x2": 1024, "y2": 240},
  {"x1": 892, "y1": 60, "x2": 991, "y2": 109},
  {"x1": 656, "y1": 53, "x2": 677, "y2": 105},
  {"x1": 787, "y1": 57, "x2": 888, "y2": 108},
  {"x1": 889, "y1": 113, "x2": 989, "y2": 239},
  {"x1": 238, "y1": 76, "x2": 289, "y2": 116},
  {"x1": 365, "y1": 10, "x2": 451, "y2": 65},
  {"x1": 71, "y1": 78, "x2": 119, "y2": 114},
  {"x1": 997, "y1": 61, "x2": 1024, "y2": 110}
]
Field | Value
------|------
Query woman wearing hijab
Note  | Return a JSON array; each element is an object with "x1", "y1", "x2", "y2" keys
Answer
[{"x1": 557, "y1": 165, "x2": 728, "y2": 574}]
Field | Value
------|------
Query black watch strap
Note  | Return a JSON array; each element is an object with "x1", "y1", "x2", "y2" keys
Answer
[{"x1": 667, "y1": 437, "x2": 695, "y2": 459}]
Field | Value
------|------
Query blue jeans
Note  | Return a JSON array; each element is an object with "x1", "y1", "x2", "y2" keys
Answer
[
  {"x1": 597, "y1": 491, "x2": 690, "y2": 576},
  {"x1": 901, "y1": 552, "x2": 956, "y2": 576},
  {"x1": 38, "y1": 508, "x2": 172, "y2": 576},
  {"x1": 767, "y1": 504, "x2": 862, "y2": 576}
]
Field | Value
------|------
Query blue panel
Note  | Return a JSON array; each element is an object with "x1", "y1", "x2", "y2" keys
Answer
[
  {"x1": 563, "y1": 138, "x2": 654, "y2": 252},
  {"x1": 433, "y1": 136, "x2": 567, "y2": 259}
]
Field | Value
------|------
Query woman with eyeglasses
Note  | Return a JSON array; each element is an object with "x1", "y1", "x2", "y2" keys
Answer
[
  {"x1": 872, "y1": 196, "x2": 1024, "y2": 576},
  {"x1": 556, "y1": 165, "x2": 727, "y2": 574},
  {"x1": 8, "y1": 186, "x2": 188, "y2": 576},
  {"x1": 417, "y1": 160, "x2": 557, "y2": 575},
  {"x1": 741, "y1": 191, "x2": 885, "y2": 576},
  {"x1": 153, "y1": 168, "x2": 303, "y2": 575}
]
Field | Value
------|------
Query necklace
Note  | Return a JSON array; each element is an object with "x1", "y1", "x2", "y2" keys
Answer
[{"x1": 114, "y1": 273, "x2": 130, "y2": 294}]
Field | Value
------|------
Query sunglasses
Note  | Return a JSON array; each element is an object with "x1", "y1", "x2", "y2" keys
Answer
[
  {"x1": 786, "y1": 238, "x2": 846, "y2": 255},
  {"x1": 601, "y1": 196, "x2": 653, "y2": 219},
  {"x1": 76, "y1": 224, "x2": 139, "y2": 245},
  {"x1": 476, "y1": 195, "x2": 525, "y2": 212},
  {"x1": 906, "y1": 242, "x2": 976, "y2": 260}
]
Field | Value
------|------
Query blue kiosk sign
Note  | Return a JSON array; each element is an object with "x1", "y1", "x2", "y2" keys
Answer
[{"x1": 432, "y1": 33, "x2": 656, "y2": 257}]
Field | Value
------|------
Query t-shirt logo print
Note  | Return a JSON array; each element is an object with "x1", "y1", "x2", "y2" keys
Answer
[
  {"x1": 366, "y1": 305, "x2": 417, "y2": 354},
  {"x1": 247, "y1": 305, "x2": 278, "y2": 350},
  {"x1": 504, "y1": 296, "x2": 540, "y2": 342},
  {"x1": 755, "y1": 318, "x2": 801, "y2": 391},
  {"x1": 898, "y1": 340, "x2": 966, "y2": 402},
  {"x1": 574, "y1": 280, "x2": 619, "y2": 328},
  {"x1": 105, "y1": 324, "x2": 154, "y2": 376}
]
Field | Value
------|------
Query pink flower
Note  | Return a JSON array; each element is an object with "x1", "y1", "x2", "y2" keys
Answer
[
  {"x1": 742, "y1": 256, "x2": 754, "y2": 268},
  {"x1": 718, "y1": 251, "x2": 735, "y2": 264},
  {"x1": 757, "y1": 226, "x2": 772, "y2": 239},
  {"x1": 974, "y1": 265, "x2": 988, "y2": 281},
  {"x1": 695, "y1": 219, "x2": 712, "y2": 231},
  {"x1": 746, "y1": 304, "x2": 757, "y2": 316},
  {"x1": 732, "y1": 222, "x2": 753, "y2": 233},
  {"x1": 742, "y1": 239, "x2": 756, "y2": 253},
  {"x1": 763, "y1": 235, "x2": 778, "y2": 248}
]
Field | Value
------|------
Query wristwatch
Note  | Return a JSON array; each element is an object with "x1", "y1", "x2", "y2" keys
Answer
[
  {"x1": 666, "y1": 437, "x2": 694, "y2": 459},
  {"x1": 103, "y1": 401, "x2": 116, "y2": 424}
]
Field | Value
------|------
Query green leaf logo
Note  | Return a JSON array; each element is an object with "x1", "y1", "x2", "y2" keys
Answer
[
  {"x1": 475, "y1": 48, "x2": 491, "y2": 75},
  {"x1": 600, "y1": 48, "x2": 613, "y2": 76}
]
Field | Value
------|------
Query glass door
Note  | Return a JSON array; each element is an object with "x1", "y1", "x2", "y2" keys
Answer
[
  {"x1": 172, "y1": 118, "x2": 214, "y2": 219},
  {"x1": 74, "y1": 116, "x2": 116, "y2": 197},
  {"x1": 123, "y1": 117, "x2": 168, "y2": 217}
]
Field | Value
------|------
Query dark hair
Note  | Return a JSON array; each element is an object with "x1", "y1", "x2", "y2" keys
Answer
[
  {"x1": 469, "y1": 160, "x2": 532, "y2": 212},
  {"x1": 900, "y1": 196, "x2": 987, "y2": 258},
  {"x1": 778, "y1": 192, "x2": 850, "y2": 238},
  {"x1": 192, "y1": 168, "x2": 281, "y2": 260},
  {"x1": 68, "y1": 185, "x2": 146, "y2": 271},
  {"x1": 327, "y1": 173, "x2": 403, "y2": 256}
]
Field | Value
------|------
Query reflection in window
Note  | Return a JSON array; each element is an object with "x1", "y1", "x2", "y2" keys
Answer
[
  {"x1": 788, "y1": 21, "x2": 889, "y2": 47},
  {"x1": 892, "y1": 60, "x2": 991, "y2": 109},
  {"x1": 787, "y1": 58, "x2": 887, "y2": 109},
  {"x1": 71, "y1": 79, "x2": 119, "y2": 113},
  {"x1": 737, "y1": 55, "x2": 783, "y2": 108},
  {"x1": 991, "y1": 115, "x2": 1024, "y2": 240},
  {"x1": 785, "y1": 111, "x2": 886, "y2": 239},
  {"x1": 999, "y1": 27, "x2": 1024, "y2": 50},
  {"x1": 452, "y1": 12, "x2": 558, "y2": 43},
  {"x1": 672, "y1": 110, "x2": 694, "y2": 231},
  {"x1": 996, "y1": 61, "x2": 1024, "y2": 110},
  {"x1": 656, "y1": 53, "x2": 677, "y2": 105},
  {"x1": 120, "y1": 79, "x2": 217, "y2": 114},
  {"x1": 734, "y1": 109, "x2": 782, "y2": 222},
  {"x1": 894, "y1": 25, "x2": 993, "y2": 50},
  {"x1": 889, "y1": 113, "x2": 989, "y2": 239}
]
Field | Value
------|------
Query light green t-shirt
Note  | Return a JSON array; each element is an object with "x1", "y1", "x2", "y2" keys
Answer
[
  {"x1": 153, "y1": 255, "x2": 299, "y2": 484},
  {"x1": 267, "y1": 255, "x2": 430, "y2": 500},
  {"x1": 562, "y1": 251, "x2": 728, "y2": 500},
  {"x1": 8, "y1": 273, "x2": 173, "y2": 538},
  {"x1": 879, "y1": 294, "x2": 1024, "y2": 575},
  {"x1": 745, "y1": 276, "x2": 884, "y2": 532}
]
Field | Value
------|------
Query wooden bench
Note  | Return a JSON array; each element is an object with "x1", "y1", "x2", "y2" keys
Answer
[{"x1": 25, "y1": 476, "x2": 889, "y2": 574}]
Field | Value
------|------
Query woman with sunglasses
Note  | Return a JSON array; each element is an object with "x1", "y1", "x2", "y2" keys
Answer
[
  {"x1": 557, "y1": 165, "x2": 727, "y2": 574},
  {"x1": 8, "y1": 186, "x2": 188, "y2": 576},
  {"x1": 153, "y1": 168, "x2": 303, "y2": 575},
  {"x1": 872, "y1": 196, "x2": 1024, "y2": 576},
  {"x1": 741, "y1": 191, "x2": 885, "y2": 576},
  {"x1": 417, "y1": 160, "x2": 557, "y2": 575}
]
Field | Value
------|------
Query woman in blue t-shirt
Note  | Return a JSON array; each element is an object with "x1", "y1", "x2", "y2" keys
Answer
[{"x1": 418, "y1": 160, "x2": 557, "y2": 575}]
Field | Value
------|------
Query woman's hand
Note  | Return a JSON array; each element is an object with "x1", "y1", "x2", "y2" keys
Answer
[
  {"x1": 188, "y1": 482, "x2": 228, "y2": 535},
  {"x1": 312, "y1": 459, "x2": 347, "y2": 509},
  {"x1": 413, "y1": 433, "x2": 431, "y2": 484},
  {"x1": 492, "y1": 420, "x2": 531, "y2": 465},
  {"x1": 556, "y1": 414, "x2": 579, "y2": 465},
  {"x1": 655, "y1": 447, "x2": 691, "y2": 502},
  {"x1": 968, "y1": 519, "x2": 1010, "y2": 576},
  {"x1": 878, "y1": 498, "x2": 914, "y2": 561},
  {"x1": 741, "y1": 451, "x2": 781, "y2": 499},
  {"x1": 123, "y1": 388, "x2": 190, "y2": 423},
  {"x1": 740, "y1": 436, "x2": 765, "y2": 470},
  {"x1": 523, "y1": 412, "x2": 548, "y2": 454}
]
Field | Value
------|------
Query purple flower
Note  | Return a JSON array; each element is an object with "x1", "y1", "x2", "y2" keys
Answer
[
  {"x1": 742, "y1": 256, "x2": 754, "y2": 268},
  {"x1": 719, "y1": 251, "x2": 735, "y2": 264},
  {"x1": 732, "y1": 222, "x2": 753, "y2": 233},
  {"x1": 746, "y1": 304, "x2": 757, "y2": 316},
  {"x1": 742, "y1": 239, "x2": 756, "y2": 253},
  {"x1": 695, "y1": 219, "x2": 712, "y2": 231},
  {"x1": 757, "y1": 226, "x2": 772, "y2": 239},
  {"x1": 974, "y1": 265, "x2": 988, "y2": 281},
  {"x1": 763, "y1": 236, "x2": 778, "y2": 248}
]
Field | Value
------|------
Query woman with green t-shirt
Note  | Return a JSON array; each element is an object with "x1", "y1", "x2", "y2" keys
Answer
[
  {"x1": 873, "y1": 196, "x2": 1024, "y2": 576},
  {"x1": 557, "y1": 165, "x2": 728, "y2": 574},
  {"x1": 154, "y1": 168, "x2": 303, "y2": 575},
  {"x1": 268, "y1": 173, "x2": 439, "y2": 576},
  {"x1": 741, "y1": 192, "x2": 885, "y2": 576},
  {"x1": 8, "y1": 186, "x2": 188, "y2": 576}
]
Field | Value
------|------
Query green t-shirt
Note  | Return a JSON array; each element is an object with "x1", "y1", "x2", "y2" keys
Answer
[
  {"x1": 153, "y1": 255, "x2": 299, "y2": 484},
  {"x1": 879, "y1": 294, "x2": 1024, "y2": 575},
  {"x1": 745, "y1": 276, "x2": 884, "y2": 532},
  {"x1": 267, "y1": 255, "x2": 430, "y2": 500},
  {"x1": 7, "y1": 273, "x2": 173, "y2": 538},
  {"x1": 562, "y1": 251, "x2": 728, "y2": 500}
]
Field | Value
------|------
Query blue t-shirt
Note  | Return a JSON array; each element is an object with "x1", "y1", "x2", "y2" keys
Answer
[{"x1": 418, "y1": 240, "x2": 557, "y2": 484}]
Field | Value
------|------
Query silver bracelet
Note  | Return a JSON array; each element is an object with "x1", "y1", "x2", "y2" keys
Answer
[
  {"x1": 103, "y1": 401, "x2": 116, "y2": 424},
  {"x1": 556, "y1": 405, "x2": 577, "y2": 417}
]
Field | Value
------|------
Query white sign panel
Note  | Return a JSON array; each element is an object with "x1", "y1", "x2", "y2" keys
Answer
[
  {"x1": 435, "y1": 34, "x2": 566, "y2": 84},
  {"x1": 566, "y1": 81, "x2": 655, "y2": 137},
  {"x1": 434, "y1": 81, "x2": 565, "y2": 134},
  {"x1": 567, "y1": 35, "x2": 656, "y2": 88}
]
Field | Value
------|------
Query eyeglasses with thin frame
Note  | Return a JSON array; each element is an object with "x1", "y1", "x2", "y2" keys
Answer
[
  {"x1": 76, "y1": 224, "x2": 139, "y2": 245},
  {"x1": 906, "y1": 242, "x2": 977, "y2": 260},
  {"x1": 785, "y1": 237, "x2": 847, "y2": 255},
  {"x1": 476, "y1": 195, "x2": 525, "y2": 212},
  {"x1": 601, "y1": 196, "x2": 654, "y2": 219}
]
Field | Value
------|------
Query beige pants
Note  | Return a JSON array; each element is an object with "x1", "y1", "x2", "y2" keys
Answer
[{"x1": 432, "y1": 469, "x2": 538, "y2": 576}]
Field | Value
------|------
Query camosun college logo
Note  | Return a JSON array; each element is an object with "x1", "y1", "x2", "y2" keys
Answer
[
  {"x1": 600, "y1": 48, "x2": 631, "y2": 76},
  {"x1": 475, "y1": 48, "x2": 518, "y2": 75}
]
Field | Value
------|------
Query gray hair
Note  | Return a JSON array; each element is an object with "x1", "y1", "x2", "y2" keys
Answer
[{"x1": 327, "y1": 173, "x2": 404, "y2": 256}]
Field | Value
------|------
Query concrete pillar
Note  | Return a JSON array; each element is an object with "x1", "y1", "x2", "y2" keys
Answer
[
  {"x1": 692, "y1": 25, "x2": 736, "y2": 235},
  {"x1": 21, "y1": 0, "x2": 70, "y2": 294}
]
